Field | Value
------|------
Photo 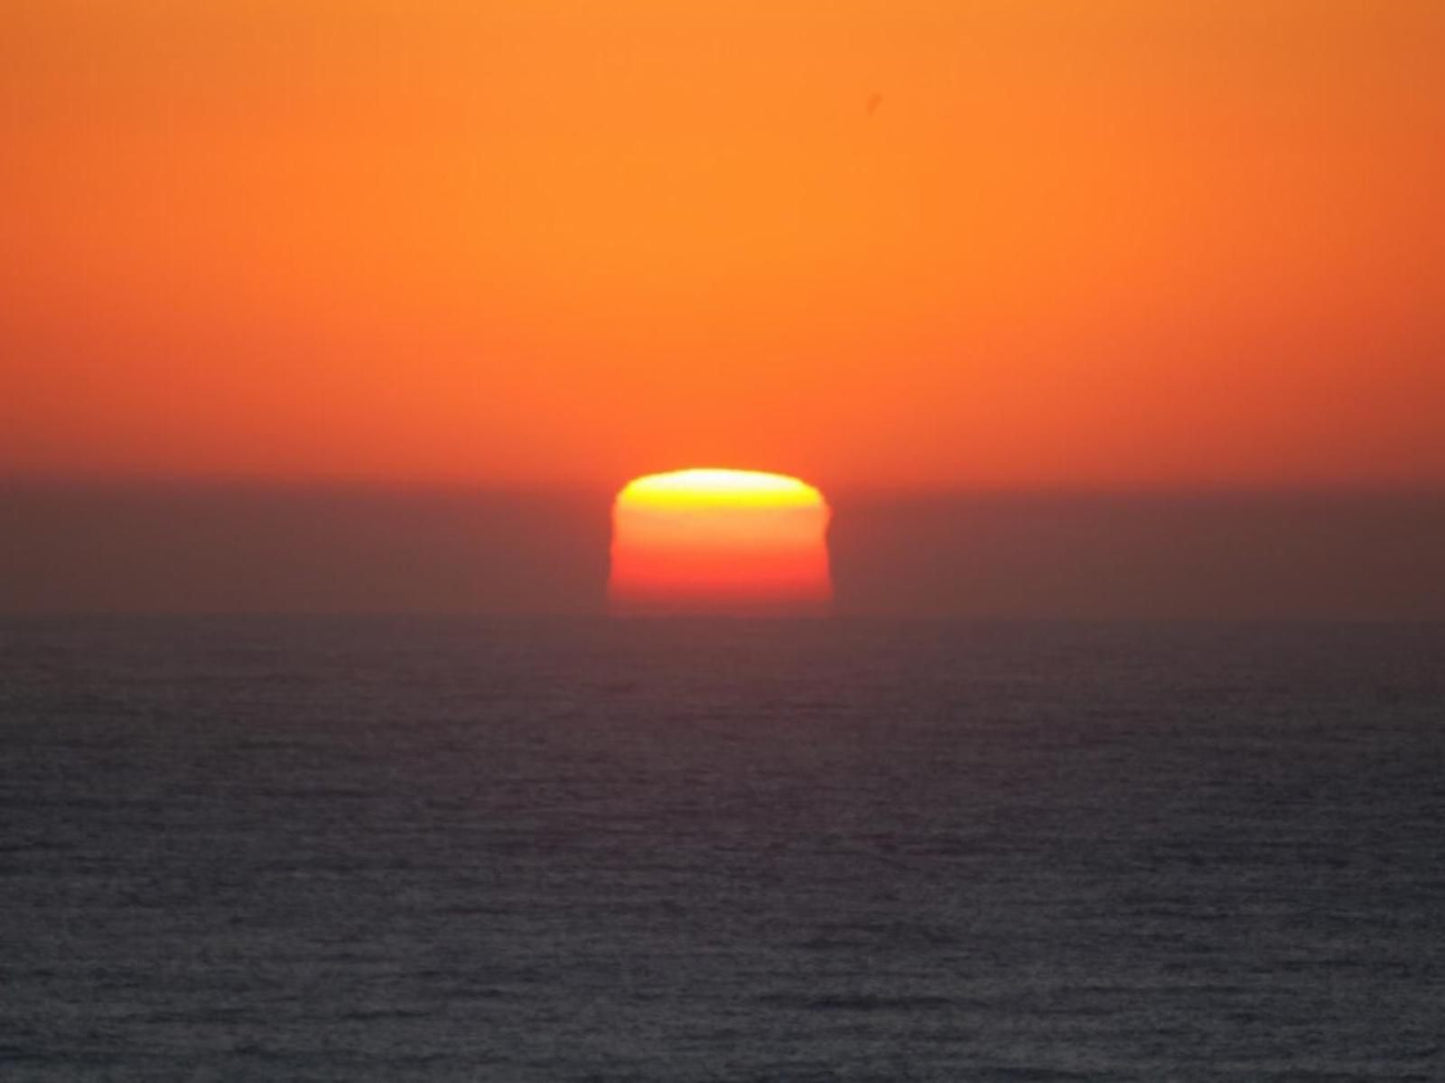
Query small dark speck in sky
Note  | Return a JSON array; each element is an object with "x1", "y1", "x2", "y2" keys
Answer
[{"x1": 867, "y1": 92, "x2": 883, "y2": 116}]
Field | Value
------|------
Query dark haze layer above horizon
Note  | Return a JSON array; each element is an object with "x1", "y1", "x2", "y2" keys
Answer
[{"x1": 3, "y1": 482, "x2": 1444, "y2": 618}]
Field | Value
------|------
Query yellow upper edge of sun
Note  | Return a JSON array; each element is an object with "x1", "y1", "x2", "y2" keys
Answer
[{"x1": 617, "y1": 468, "x2": 825, "y2": 509}]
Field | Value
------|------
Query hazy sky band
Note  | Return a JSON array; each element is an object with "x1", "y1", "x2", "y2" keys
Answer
[{"x1": 4, "y1": 484, "x2": 1443, "y2": 618}]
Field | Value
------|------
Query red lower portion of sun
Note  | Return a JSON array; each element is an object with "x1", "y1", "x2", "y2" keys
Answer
[{"x1": 610, "y1": 546, "x2": 832, "y2": 615}]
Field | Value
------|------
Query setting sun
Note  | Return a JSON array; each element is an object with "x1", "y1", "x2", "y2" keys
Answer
[{"x1": 609, "y1": 469, "x2": 832, "y2": 615}]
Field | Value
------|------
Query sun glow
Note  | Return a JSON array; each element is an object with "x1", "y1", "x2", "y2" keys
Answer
[{"x1": 609, "y1": 468, "x2": 832, "y2": 614}]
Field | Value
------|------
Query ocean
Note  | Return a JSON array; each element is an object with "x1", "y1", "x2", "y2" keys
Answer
[{"x1": 1, "y1": 617, "x2": 1441, "y2": 1081}]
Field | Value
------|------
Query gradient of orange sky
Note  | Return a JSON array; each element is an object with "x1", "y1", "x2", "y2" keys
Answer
[{"x1": 3, "y1": 1, "x2": 1442, "y2": 491}]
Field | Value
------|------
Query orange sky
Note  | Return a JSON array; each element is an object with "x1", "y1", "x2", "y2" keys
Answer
[{"x1": 3, "y1": 1, "x2": 1442, "y2": 491}]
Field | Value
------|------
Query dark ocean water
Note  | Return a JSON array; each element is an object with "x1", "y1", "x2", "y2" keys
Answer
[{"x1": 1, "y1": 617, "x2": 1442, "y2": 1081}]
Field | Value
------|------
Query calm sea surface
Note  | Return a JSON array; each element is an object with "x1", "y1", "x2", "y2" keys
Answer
[{"x1": 1, "y1": 617, "x2": 1442, "y2": 1081}]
